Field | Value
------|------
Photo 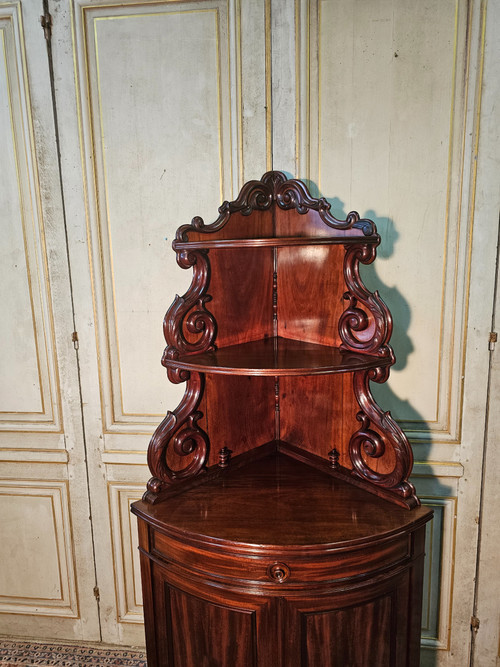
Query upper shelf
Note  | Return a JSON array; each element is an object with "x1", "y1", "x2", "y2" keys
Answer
[
  {"x1": 172, "y1": 235, "x2": 379, "y2": 251},
  {"x1": 163, "y1": 336, "x2": 391, "y2": 376}
]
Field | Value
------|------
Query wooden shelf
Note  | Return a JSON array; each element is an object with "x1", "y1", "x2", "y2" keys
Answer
[
  {"x1": 163, "y1": 336, "x2": 391, "y2": 376},
  {"x1": 172, "y1": 234, "x2": 378, "y2": 250}
]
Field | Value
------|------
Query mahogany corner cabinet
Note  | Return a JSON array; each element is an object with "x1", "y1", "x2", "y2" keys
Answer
[{"x1": 131, "y1": 172, "x2": 432, "y2": 667}]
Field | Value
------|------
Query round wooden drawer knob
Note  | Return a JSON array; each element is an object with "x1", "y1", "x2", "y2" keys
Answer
[{"x1": 268, "y1": 562, "x2": 290, "y2": 583}]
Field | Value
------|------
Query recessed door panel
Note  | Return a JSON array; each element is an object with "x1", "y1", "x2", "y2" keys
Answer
[
  {"x1": 150, "y1": 564, "x2": 278, "y2": 667},
  {"x1": 168, "y1": 586, "x2": 257, "y2": 667},
  {"x1": 302, "y1": 596, "x2": 393, "y2": 667}
]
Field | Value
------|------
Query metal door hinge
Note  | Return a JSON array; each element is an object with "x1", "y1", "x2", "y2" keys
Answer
[
  {"x1": 489, "y1": 332, "x2": 497, "y2": 351},
  {"x1": 72, "y1": 331, "x2": 79, "y2": 350},
  {"x1": 93, "y1": 586, "x2": 100, "y2": 601},
  {"x1": 471, "y1": 615, "x2": 480, "y2": 632},
  {"x1": 40, "y1": 10, "x2": 52, "y2": 41}
]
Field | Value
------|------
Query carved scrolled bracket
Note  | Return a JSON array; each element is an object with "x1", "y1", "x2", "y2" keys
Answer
[
  {"x1": 163, "y1": 248, "x2": 216, "y2": 363},
  {"x1": 144, "y1": 372, "x2": 209, "y2": 502},
  {"x1": 349, "y1": 369, "x2": 418, "y2": 506},
  {"x1": 339, "y1": 243, "x2": 395, "y2": 359},
  {"x1": 276, "y1": 181, "x2": 375, "y2": 235},
  {"x1": 174, "y1": 176, "x2": 279, "y2": 242}
]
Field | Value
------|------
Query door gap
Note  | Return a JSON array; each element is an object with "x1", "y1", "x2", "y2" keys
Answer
[
  {"x1": 469, "y1": 215, "x2": 500, "y2": 665},
  {"x1": 41, "y1": 0, "x2": 102, "y2": 640}
]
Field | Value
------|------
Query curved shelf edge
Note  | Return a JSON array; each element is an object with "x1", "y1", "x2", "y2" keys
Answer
[
  {"x1": 172, "y1": 235, "x2": 379, "y2": 250},
  {"x1": 162, "y1": 337, "x2": 393, "y2": 377}
]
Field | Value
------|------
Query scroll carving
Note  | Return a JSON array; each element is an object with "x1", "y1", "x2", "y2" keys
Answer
[
  {"x1": 145, "y1": 372, "x2": 209, "y2": 502},
  {"x1": 339, "y1": 243, "x2": 394, "y2": 359},
  {"x1": 349, "y1": 369, "x2": 418, "y2": 507},
  {"x1": 276, "y1": 179, "x2": 374, "y2": 235},
  {"x1": 163, "y1": 249, "x2": 216, "y2": 368},
  {"x1": 174, "y1": 171, "x2": 376, "y2": 243}
]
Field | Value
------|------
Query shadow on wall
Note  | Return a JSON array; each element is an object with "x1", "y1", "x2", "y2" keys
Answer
[
  {"x1": 292, "y1": 175, "x2": 424, "y2": 422},
  {"x1": 326, "y1": 195, "x2": 423, "y2": 421}
]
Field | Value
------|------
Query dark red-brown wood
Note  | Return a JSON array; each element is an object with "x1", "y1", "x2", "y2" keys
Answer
[
  {"x1": 134, "y1": 172, "x2": 431, "y2": 665},
  {"x1": 144, "y1": 172, "x2": 416, "y2": 505}
]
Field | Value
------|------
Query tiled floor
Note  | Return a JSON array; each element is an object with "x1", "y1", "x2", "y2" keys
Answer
[{"x1": 0, "y1": 638, "x2": 147, "y2": 666}]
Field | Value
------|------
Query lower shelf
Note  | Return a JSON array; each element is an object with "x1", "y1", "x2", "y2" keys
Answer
[
  {"x1": 135, "y1": 450, "x2": 430, "y2": 549},
  {"x1": 144, "y1": 438, "x2": 419, "y2": 509}
]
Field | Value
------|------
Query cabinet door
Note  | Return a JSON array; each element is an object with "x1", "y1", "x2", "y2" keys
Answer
[
  {"x1": 148, "y1": 564, "x2": 279, "y2": 667},
  {"x1": 282, "y1": 570, "x2": 418, "y2": 667}
]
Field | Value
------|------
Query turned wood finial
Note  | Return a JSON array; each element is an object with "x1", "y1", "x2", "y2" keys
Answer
[
  {"x1": 328, "y1": 448, "x2": 340, "y2": 469},
  {"x1": 218, "y1": 447, "x2": 232, "y2": 468}
]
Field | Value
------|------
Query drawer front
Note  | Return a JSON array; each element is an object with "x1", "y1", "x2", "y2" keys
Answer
[{"x1": 151, "y1": 530, "x2": 411, "y2": 589}]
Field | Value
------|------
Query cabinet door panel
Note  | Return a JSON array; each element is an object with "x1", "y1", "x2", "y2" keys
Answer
[
  {"x1": 284, "y1": 571, "x2": 412, "y2": 667},
  {"x1": 303, "y1": 596, "x2": 393, "y2": 667},
  {"x1": 168, "y1": 586, "x2": 256, "y2": 667},
  {"x1": 150, "y1": 564, "x2": 278, "y2": 667}
]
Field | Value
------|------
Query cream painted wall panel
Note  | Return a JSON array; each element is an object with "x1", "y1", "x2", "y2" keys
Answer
[
  {"x1": 420, "y1": 496, "x2": 457, "y2": 651},
  {"x1": 70, "y1": 0, "x2": 246, "y2": 436},
  {"x1": 445, "y1": 2, "x2": 499, "y2": 658},
  {"x1": 90, "y1": 8, "x2": 226, "y2": 419},
  {"x1": 0, "y1": 493, "x2": 61, "y2": 600},
  {"x1": 409, "y1": 471, "x2": 460, "y2": 655},
  {"x1": 0, "y1": 31, "x2": 40, "y2": 414},
  {"x1": 108, "y1": 483, "x2": 144, "y2": 624},
  {"x1": 469, "y1": 0, "x2": 500, "y2": 662},
  {"x1": 0, "y1": 481, "x2": 78, "y2": 617},
  {"x1": 0, "y1": 7, "x2": 60, "y2": 429},
  {"x1": 240, "y1": 0, "x2": 270, "y2": 179},
  {"x1": 271, "y1": 0, "x2": 296, "y2": 172}
]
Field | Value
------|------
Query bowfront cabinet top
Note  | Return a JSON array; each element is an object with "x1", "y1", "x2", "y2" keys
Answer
[{"x1": 137, "y1": 171, "x2": 420, "y2": 510}]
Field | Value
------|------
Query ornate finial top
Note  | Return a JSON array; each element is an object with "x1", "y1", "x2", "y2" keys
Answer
[{"x1": 260, "y1": 170, "x2": 288, "y2": 192}]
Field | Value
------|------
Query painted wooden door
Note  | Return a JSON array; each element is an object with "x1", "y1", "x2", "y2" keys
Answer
[
  {"x1": 49, "y1": 0, "x2": 269, "y2": 645},
  {"x1": 270, "y1": 1, "x2": 499, "y2": 665},
  {"x1": 0, "y1": 1, "x2": 100, "y2": 640}
]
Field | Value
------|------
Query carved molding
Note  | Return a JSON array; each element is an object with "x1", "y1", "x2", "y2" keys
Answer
[
  {"x1": 145, "y1": 371, "x2": 209, "y2": 502},
  {"x1": 174, "y1": 171, "x2": 376, "y2": 242},
  {"x1": 350, "y1": 369, "x2": 418, "y2": 507},
  {"x1": 340, "y1": 243, "x2": 395, "y2": 359}
]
